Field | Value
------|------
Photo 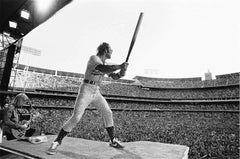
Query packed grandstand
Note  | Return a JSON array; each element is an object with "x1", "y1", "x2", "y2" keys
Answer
[
  {"x1": 9, "y1": 63, "x2": 239, "y2": 93},
  {"x1": 3, "y1": 63, "x2": 239, "y2": 159}
]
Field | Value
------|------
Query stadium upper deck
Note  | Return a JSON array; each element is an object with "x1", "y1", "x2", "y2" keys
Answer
[{"x1": 11, "y1": 64, "x2": 239, "y2": 89}]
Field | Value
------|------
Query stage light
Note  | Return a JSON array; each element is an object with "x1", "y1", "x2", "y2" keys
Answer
[
  {"x1": 35, "y1": 0, "x2": 55, "y2": 13},
  {"x1": 21, "y1": 10, "x2": 30, "y2": 19},
  {"x1": 9, "y1": 21, "x2": 17, "y2": 28},
  {"x1": 3, "y1": 32, "x2": 10, "y2": 36}
]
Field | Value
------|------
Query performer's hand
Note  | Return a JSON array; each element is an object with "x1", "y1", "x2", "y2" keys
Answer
[
  {"x1": 19, "y1": 124, "x2": 28, "y2": 131},
  {"x1": 120, "y1": 62, "x2": 129, "y2": 71}
]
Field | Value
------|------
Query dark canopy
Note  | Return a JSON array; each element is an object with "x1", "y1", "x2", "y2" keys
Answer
[{"x1": 0, "y1": 0, "x2": 73, "y2": 49}]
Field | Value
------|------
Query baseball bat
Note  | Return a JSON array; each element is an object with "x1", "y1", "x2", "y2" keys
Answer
[{"x1": 125, "y1": 12, "x2": 144, "y2": 62}]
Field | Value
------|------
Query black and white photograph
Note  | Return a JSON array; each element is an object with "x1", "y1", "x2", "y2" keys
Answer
[{"x1": 0, "y1": 0, "x2": 239, "y2": 158}]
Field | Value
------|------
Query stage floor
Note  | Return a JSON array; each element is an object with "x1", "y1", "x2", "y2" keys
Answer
[{"x1": 0, "y1": 135, "x2": 189, "y2": 159}]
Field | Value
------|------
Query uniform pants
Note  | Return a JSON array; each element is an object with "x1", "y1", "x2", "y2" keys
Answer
[{"x1": 62, "y1": 83, "x2": 113, "y2": 132}]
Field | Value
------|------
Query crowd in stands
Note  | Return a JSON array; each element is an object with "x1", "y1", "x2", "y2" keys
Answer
[
  {"x1": 215, "y1": 73, "x2": 240, "y2": 86},
  {"x1": 109, "y1": 101, "x2": 239, "y2": 111},
  {"x1": 8, "y1": 67, "x2": 239, "y2": 101},
  {"x1": 27, "y1": 96, "x2": 239, "y2": 111},
  {"x1": 3, "y1": 64, "x2": 238, "y2": 159},
  {"x1": 11, "y1": 64, "x2": 239, "y2": 89},
  {"x1": 100, "y1": 83, "x2": 239, "y2": 99},
  {"x1": 31, "y1": 97, "x2": 74, "y2": 107},
  {"x1": 134, "y1": 72, "x2": 239, "y2": 88},
  {"x1": 28, "y1": 106, "x2": 238, "y2": 159},
  {"x1": 10, "y1": 69, "x2": 81, "y2": 91}
]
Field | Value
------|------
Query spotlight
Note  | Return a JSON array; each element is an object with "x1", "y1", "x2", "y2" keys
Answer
[
  {"x1": 21, "y1": 10, "x2": 30, "y2": 19},
  {"x1": 36, "y1": 0, "x2": 55, "y2": 13},
  {"x1": 3, "y1": 31, "x2": 10, "y2": 36},
  {"x1": 9, "y1": 21, "x2": 17, "y2": 28}
]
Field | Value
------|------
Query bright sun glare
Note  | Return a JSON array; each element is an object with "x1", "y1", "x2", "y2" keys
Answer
[{"x1": 35, "y1": 0, "x2": 55, "y2": 13}]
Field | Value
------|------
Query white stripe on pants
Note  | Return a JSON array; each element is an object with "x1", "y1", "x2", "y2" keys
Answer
[{"x1": 62, "y1": 83, "x2": 113, "y2": 132}]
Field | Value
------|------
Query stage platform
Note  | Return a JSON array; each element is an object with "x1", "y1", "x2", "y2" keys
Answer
[{"x1": 0, "y1": 135, "x2": 189, "y2": 159}]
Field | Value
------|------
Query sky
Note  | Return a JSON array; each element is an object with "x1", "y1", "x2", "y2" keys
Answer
[{"x1": 19, "y1": 0, "x2": 240, "y2": 80}]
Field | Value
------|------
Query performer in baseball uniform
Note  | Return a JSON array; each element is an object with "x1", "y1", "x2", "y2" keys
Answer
[{"x1": 47, "y1": 42, "x2": 129, "y2": 155}]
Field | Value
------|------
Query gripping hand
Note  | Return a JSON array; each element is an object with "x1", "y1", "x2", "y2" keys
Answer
[
  {"x1": 119, "y1": 62, "x2": 129, "y2": 77},
  {"x1": 18, "y1": 124, "x2": 28, "y2": 131},
  {"x1": 120, "y1": 62, "x2": 129, "y2": 71}
]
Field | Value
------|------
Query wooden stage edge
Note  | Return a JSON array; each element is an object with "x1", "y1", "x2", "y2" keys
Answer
[{"x1": 0, "y1": 135, "x2": 189, "y2": 159}]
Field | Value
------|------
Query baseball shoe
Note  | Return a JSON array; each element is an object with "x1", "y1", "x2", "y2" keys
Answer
[
  {"x1": 109, "y1": 138, "x2": 124, "y2": 149},
  {"x1": 46, "y1": 141, "x2": 60, "y2": 155}
]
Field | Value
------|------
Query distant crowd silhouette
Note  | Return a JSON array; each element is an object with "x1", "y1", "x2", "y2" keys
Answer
[
  {"x1": 9, "y1": 67, "x2": 239, "y2": 100},
  {"x1": 11, "y1": 64, "x2": 239, "y2": 89}
]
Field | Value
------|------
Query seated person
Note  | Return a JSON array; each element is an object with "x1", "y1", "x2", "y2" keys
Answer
[{"x1": 1, "y1": 93, "x2": 46, "y2": 143}]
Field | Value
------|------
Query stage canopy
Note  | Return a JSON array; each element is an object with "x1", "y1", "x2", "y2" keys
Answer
[{"x1": 0, "y1": 0, "x2": 73, "y2": 50}]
